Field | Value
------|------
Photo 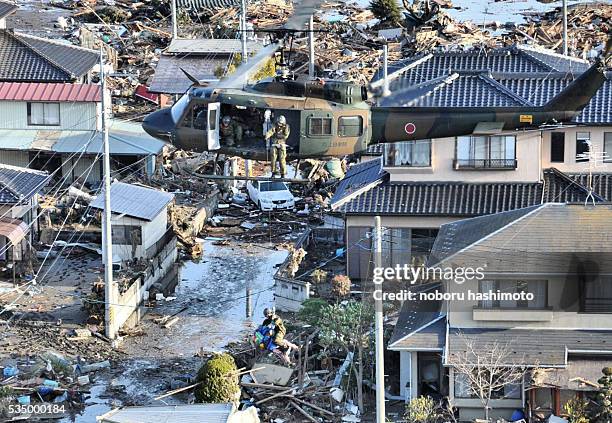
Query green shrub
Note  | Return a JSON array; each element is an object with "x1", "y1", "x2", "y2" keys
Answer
[
  {"x1": 405, "y1": 396, "x2": 436, "y2": 423},
  {"x1": 597, "y1": 367, "x2": 612, "y2": 422},
  {"x1": 298, "y1": 298, "x2": 329, "y2": 326},
  {"x1": 194, "y1": 353, "x2": 240, "y2": 403},
  {"x1": 563, "y1": 397, "x2": 591, "y2": 423}
]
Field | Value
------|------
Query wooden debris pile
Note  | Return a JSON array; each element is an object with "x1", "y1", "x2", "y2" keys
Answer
[{"x1": 507, "y1": 4, "x2": 611, "y2": 58}]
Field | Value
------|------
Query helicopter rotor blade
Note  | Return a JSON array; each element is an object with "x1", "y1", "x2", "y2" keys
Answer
[
  {"x1": 283, "y1": 0, "x2": 325, "y2": 30},
  {"x1": 216, "y1": 42, "x2": 280, "y2": 88},
  {"x1": 179, "y1": 67, "x2": 210, "y2": 86}
]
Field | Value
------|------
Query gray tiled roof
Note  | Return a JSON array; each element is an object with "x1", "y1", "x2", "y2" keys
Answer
[
  {"x1": 448, "y1": 327, "x2": 612, "y2": 366},
  {"x1": 374, "y1": 45, "x2": 609, "y2": 124},
  {"x1": 0, "y1": 164, "x2": 50, "y2": 204},
  {"x1": 337, "y1": 164, "x2": 612, "y2": 215},
  {"x1": 389, "y1": 318, "x2": 446, "y2": 351},
  {"x1": 0, "y1": 31, "x2": 97, "y2": 82},
  {"x1": 388, "y1": 282, "x2": 445, "y2": 350},
  {"x1": 428, "y1": 205, "x2": 541, "y2": 266},
  {"x1": 90, "y1": 182, "x2": 174, "y2": 221},
  {"x1": 0, "y1": 1, "x2": 17, "y2": 19},
  {"x1": 339, "y1": 180, "x2": 543, "y2": 216}
]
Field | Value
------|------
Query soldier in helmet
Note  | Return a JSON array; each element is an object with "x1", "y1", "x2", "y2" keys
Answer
[
  {"x1": 220, "y1": 115, "x2": 243, "y2": 147},
  {"x1": 261, "y1": 307, "x2": 298, "y2": 364},
  {"x1": 265, "y1": 115, "x2": 290, "y2": 177}
]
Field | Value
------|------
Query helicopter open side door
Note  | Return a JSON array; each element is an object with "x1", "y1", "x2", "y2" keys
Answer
[{"x1": 207, "y1": 102, "x2": 221, "y2": 150}]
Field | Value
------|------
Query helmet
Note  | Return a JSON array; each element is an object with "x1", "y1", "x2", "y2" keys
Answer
[
  {"x1": 222, "y1": 116, "x2": 231, "y2": 125},
  {"x1": 263, "y1": 308, "x2": 273, "y2": 318},
  {"x1": 276, "y1": 115, "x2": 286, "y2": 126}
]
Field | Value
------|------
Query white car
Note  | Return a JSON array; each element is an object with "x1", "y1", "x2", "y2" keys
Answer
[{"x1": 247, "y1": 180, "x2": 295, "y2": 211}]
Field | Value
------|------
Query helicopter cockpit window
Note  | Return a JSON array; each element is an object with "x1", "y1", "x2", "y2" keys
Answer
[
  {"x1": 192, "y1": 105, "x2": 207, "y2": 130},
  {"x1": 170, "y1": 94, "x2": 190, "y2": 123},
  {"x1": 338, "y1": 116, "x2": 363, "y2": 137},
  {"x1": 308, "y1": 117, "x2": 332, "y2": 136}
]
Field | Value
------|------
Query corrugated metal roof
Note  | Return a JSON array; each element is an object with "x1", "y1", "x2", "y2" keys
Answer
[
  {"x1": 167, "y1": 39, "x2": 263, "y2": 54},
  {"x1": 0, "y1": 121, "x2": 166, "y2": 156},
  {"x1": 0, "y1": 218, "x2": 28, "y2": 245},
  {"x1": 0, "y1": 164, "x2": 50, "y2": 204},
  {"x1": 0, "y1": 1, "x2": 17, "y2": 20},
  {"x1": 177, "y1": 0, "x2": 240, "y2": 8},
  {"x1": 90, "y1": 182, "x2": 174, "y2": 221},
  {"x1": 0, "y1": 82, "x2": 101, "y2": 102},
  {"x1": 149, "y1": 54, "x2": 225, "y2": 94},
  {"x1": 98, "y1": 403, "x2": 234, "y2": 423}
]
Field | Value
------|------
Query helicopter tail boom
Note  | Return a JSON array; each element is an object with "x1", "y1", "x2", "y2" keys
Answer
[{"x1": 371, "y1": 48, "x2": 609, "y2": 144}]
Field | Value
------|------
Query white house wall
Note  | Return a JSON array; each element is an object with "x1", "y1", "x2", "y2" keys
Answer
[
  {"x1": 541, "y1": 126, "x2": 612, "y2": 172},
  {"x1": 386, "y1": 131, "x2": 541, "y2": 183},
  {"x1": 0, "y1": 101, "x2": 97, "y2": 130},
  {"x1": 62, "y1": 155, "x2": 101, "y2": 183}
]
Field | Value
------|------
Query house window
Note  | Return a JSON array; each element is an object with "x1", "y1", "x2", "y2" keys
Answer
[
  {"x1": 454, "y1": 372, "x2": 520, "y2": 399},
  {"x1": 604, "y1": 133, "x2": 612, "y2": 163},
  {"x1": 478, "y1": 280, "x2": 547, "y2": 309},
  {"x1": 550, "y1": 132, "x2": 565, "y2": 163},
  {"x1": 111, "y1": 225, "x2": 142, "y2": 245},
  {"x1": 308, "y1": 117, "x2": 332, "y2": 136},
  {"x1": 582, "y1": 277, "x2": 612, "y2": 313},
  {"x1": 576, "y1": 132, "x2": 591, "y2": 162},
  {"x1": 27, "y1": 102, "x2": 60, "y2": 126},
  {"x1": 338, "y1": 116, "x2": 363, "y2": 137},
  {"x1": 455, "y1": 135, "x2": 516, "y2": 169},
  {"x1": 384, "y1": 140, "x2": 431, "y2": 167}
]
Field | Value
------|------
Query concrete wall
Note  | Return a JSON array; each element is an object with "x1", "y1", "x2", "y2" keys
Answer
[
  {"x1": 447, "y1": 277, "x2": 612, "y2": 330},
  {"x1": 113, "y1": 236, "x2": 177, "y2": 330},
  {"x1": 0, "y1": 101, "x2": 98, "y2": 131},
  {"x1": 541, "y1": 125, "x2": 612, "y2": 172},
  {"x1": 385, "y1": 131, "x2": 541, "y2": 183}
]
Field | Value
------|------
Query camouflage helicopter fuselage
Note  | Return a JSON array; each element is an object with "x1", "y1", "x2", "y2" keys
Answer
[{"x1": 142, "y1": 52, "x2": 609, "y2": 160}]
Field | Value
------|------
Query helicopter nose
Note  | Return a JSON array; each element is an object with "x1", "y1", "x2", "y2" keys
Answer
[{"x1": 142, "y1": 109, "x2": 175, "y2": 141}]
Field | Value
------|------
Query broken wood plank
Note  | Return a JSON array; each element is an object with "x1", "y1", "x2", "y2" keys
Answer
[
  {"x1": 254, "y1": 387, "x2": 294, "y2": 405},
  {"x1": 290, "y1": 400, "x2": 318, "y2": 422}
]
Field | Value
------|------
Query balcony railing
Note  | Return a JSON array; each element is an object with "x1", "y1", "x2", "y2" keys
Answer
[{"x1": 454, "y1": 158, "x2": 517, "y2": 170}]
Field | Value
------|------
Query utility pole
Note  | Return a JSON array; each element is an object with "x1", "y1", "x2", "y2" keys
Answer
[
  {"x1": 382, "y1": 44, "x2": 391, "y2": 97},
  {"x1": 308, "y1": 15, "x2": 315, "y2": 78},
  {"x1": 241, "y1": 0, "x2": 248, "y2": 64},
  {"x1": 562, "y1": 0, "x2": 568, "y2": 55},
  {"x1": 171, "y1": 0, "x2": 178, "y2": 39},
  {"x1": 373, "y1": 216, "x2": 386, "y2": 423},
  {"x1": 100, "y1": 49, "x2": 116, "y2": 340}
]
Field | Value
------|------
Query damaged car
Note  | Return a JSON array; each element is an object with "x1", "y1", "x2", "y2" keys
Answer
[{"x1": 247, "y1": 180, "x2": 295, "y2": 211}]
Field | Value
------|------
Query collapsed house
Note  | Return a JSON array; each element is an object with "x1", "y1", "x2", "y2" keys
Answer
[{"x1": 388, "y1": 203, "x2": 612, "y2": 421}]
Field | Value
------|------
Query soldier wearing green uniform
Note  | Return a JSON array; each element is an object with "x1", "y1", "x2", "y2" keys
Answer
[
  {"x1": 220, "y1": 116, "x2": 243, "y2": 147},
  {"x1": 262, "y1": 308, "x2": 298, "y2": 364},
  {"x1": 265, "y1": 115, "x2": 290, "y2": 177}
]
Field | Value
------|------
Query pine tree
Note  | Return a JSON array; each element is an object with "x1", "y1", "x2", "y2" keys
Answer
[{"x1": 369, "y1": 0, "x2": 404, "y2": 27}]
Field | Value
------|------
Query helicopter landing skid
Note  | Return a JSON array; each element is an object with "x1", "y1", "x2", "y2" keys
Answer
[{"x1": 191, "y1": 173, "x2": 310, "y2": 184}]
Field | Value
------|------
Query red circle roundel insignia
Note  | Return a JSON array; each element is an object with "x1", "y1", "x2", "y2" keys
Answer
[{"x1": 404, "y1": 123, "x2": 416, "y2": 135}]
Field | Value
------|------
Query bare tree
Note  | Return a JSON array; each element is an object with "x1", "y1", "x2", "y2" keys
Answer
[{"x1": 448, "y1": 332, "x2": 529, "y2": 421}]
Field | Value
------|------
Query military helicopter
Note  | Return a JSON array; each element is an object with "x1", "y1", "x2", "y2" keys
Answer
[{"x1": 142, "y1": 5, "x2": 611, "y2": 162}]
